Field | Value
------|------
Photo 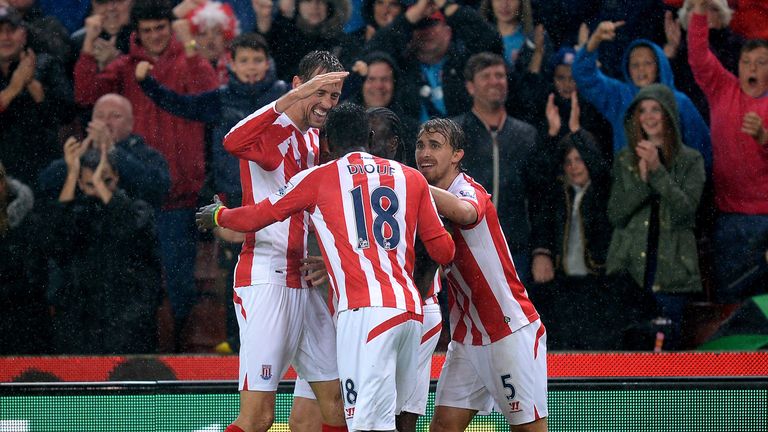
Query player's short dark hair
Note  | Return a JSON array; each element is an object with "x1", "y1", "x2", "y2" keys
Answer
[
  {"x1": 230, "y1": 32, "x2": 269, "y2": 58},
  {"x1": 326, "y1": 103, "x2": 370, "y2": 154},
  {"x1": 741, "y1": 39, "x2": 768, "y2": 56},
  {"x1": 131, "y1": 0, "x2": 174, "y2": 30},
  {"x1": 418, "y1": 118, "x2": 465, "y2": 152},
  {"x1": 464, "y1": 52, "x2": 506, "y2": 82},
  {"x1": 297, "y1": 50, "x2": 344, "y2": 82},
  {"x1": 367, "y1": 107, "x2": 404, "y2": 161},
  {"x1": 80, "y1": 149, "x2": 117, "y2": 173}
]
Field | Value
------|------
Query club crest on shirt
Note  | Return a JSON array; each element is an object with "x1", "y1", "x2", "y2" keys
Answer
[
  {"x1": 260, "y1": 364, "x2": 272, "y2": 380},
  {"x1": 275, "y1": 181, "x2": 295, "y2": 197},
  {"x1": 458, "y1": 189, "x2": 476, "y2": 199}
]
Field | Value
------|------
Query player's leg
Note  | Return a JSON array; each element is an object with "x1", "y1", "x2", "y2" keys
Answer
[
  {"x1": 227, "y1": 284, "x2": 304, "y2": 432},
  {"x1": 430, "y1": 341, "x2": 492, "y2": 432},
  {"x1": 396, "y1": 302, "x2": 443, "y2": 432},
  {"x1": 294, "y1": 286, "x2": 347, "y2": 430},
  {"x1": 483, "y1": 320, "x2": 548, "y2": 432},
  {"x1": 229, "y1": 391, "x2": 276, "y2": 432},
  {"x1": 289, "y1": 378, "x2": 322, "y2": 432},
  {"x1": 430, "y1": 406, "x2": 477, "y2": 432}
]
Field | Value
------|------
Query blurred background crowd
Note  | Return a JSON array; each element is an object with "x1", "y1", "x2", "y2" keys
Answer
[{"x1": 1, "y1": 0, "x2": 767, "y2": 355}]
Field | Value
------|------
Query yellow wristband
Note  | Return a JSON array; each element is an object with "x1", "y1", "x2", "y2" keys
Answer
[{"x1": 213, "y1": 206, "x2": 224, "y2": 227}]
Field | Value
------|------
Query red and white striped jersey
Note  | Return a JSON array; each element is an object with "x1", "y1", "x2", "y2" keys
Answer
[
  {"x1": 443, "y1": 173, "x2": 539, "y2": 346},
  {"x1": 218, "y1": 152, "x2": 454, "y2": 315},
  {"x1": 223, "y1": 101, "x2": 320, "y2": 289}
]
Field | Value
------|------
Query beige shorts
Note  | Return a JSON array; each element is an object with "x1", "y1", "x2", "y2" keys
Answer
[
  {"x1": 400, "y1": 302, "x2": 443, "y2": 415},
  {"x1": 435, "y1": 319, "x2": 548, "y2": 425}
]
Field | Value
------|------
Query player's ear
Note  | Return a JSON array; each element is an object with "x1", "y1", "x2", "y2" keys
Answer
[
  {"x1": 451, "y1": 148, "x2": 465, "y2": 165},
  {"x1": 292, "y1": 75, "x2": 303, "y2": 89},
  {"x1": 368, "y1": 129, "x2": 375, "y2": 149}
]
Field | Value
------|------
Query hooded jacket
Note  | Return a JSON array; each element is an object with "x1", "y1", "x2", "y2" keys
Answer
[
  {"x1": 74, "y1": 33, "x2": 218, "y2": 209},
  {"x1": 263, "y1": 0, "x2": 350, "y2": 81},
  {"x1": 531, "y1": 130, "x2": 611, "y2": 276},
  {"x1": 606, "y1": 84, "x2": 705, "y2": 294},
  {"x1": 572, "y1": 39, "x2": 712, "y2": 171},
  {"x1": 138, "y1": 64, "x2": 289, "y2": 201}
]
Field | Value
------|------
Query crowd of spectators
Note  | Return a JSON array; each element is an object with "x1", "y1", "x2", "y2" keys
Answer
[{"x1": 1, "y1": 0, "x2": 766, "y2": 354}]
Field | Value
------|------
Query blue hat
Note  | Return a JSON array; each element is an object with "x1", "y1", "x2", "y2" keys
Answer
[{"x1": 549, "y1": 47, "x2": 576, "y2": 71}]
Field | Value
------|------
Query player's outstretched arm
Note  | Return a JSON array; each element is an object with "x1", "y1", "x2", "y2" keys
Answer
[
  {"x1": 428, "y1": 185, "x2": 478, "y2": 226},
  {"x1": 274, "y1": 71, "x2": 349, "y2": 113},
  {"x1": 195, "y1": 195, "x2": 276, "y2": 233}
]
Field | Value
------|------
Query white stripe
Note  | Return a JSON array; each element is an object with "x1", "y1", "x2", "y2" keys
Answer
[
  {"x1": 449, "y1": 268, "x2": 491, "y2": 345},
  {"x1": 311, "y1": 205, "x2": 346, "y2": 311}
]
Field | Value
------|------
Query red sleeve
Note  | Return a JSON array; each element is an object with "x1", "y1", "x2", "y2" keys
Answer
[
  {"x1": 416, "y1": 177, "x2": 455, "y2": 265},
  {"x1": 687, "y1": 13, "x2": 734, "y2": 100},
  {"x1": 663, "y1": 0, "x2": 682, "y2": 7},
  {"x1": 222, "y1": 102, "x2": 292, "y2": 170},
  {"x1": 73, "y1": 52, "x2": 120, "y2": 106},
  {"x1": 217, "y1": 199, "x2": 278, "y2": 232},
  {"x1": 218, "y1": 167, "x2": 320, "y2": 232}
]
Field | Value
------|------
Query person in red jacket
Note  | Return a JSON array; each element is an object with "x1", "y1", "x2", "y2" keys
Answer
[
  {"x1": 687, "y1": 0, "x2": 768, "y2": 303},
  {"x1": 73, "y1": 1, "x2": 219, "y2": 350}
]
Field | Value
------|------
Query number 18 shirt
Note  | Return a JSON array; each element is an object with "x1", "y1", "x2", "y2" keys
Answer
[{"x1": 217, "y1": 152, "x2": 455, "y2": 315}]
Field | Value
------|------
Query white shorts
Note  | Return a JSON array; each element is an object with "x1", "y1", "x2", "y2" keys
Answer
[
  {"x1": 235, "y1": 283, "x2": 337, "y2": 391},
  {"x1": 400, "y1": 302, "x2": 442, "y2": 415},
  {"x1": 336, "y1": 307, "x2": 422, "y2": 431},
  {"x1": 435, "y1": 319, "x2": 548, "y2": 425},
  {"x1": 293, "y1": 376, "x2": 316, "y2": 400}
]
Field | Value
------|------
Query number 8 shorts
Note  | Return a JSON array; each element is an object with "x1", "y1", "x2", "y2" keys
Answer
[
  {"x1": 336, "y1": 307, "x2": 422, "y2": 431},
  {"x1": 435, "y1": 319, "x2": 548, "y2": 425}
]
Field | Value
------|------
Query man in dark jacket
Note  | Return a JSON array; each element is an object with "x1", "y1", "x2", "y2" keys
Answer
[
  {"x1": 38, "y1": 93, "x2": 170, "y2": 209},
  {"x1": 0, "y1": 5, "x2": 73, "y2": 187},
  {"x1": 452, "y1": 52, "x2": 539, "y2": 284},
  {"x1": 48, "y1": 142, "x2": 161, "y2": 354},
  {"x1": 367, "y1": 0, "x2": 502, "y2": 122}
]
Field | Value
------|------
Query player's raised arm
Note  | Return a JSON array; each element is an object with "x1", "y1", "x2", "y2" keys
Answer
[
  {"x1": 428, "y1": 185, "x2": 478, "y2": 226},
  {"x1": 274, "y1": 71, "x2": 348, "y2": 113}
]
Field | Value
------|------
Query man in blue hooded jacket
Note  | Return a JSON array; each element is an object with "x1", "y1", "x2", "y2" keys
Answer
[{"x1": 572, "y1": 20, "x2": 712, "y2": 171}]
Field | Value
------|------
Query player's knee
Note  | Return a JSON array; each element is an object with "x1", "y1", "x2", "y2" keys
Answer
[
  {"x1": 429, "y1": 416, "x2": 454, "y2": 432},
  {"x1": 243, "y1": 411, "x2": 275, "y2": 432},
  {"x1": 288, "y1": 414, "x2": 318, "y2": 432}
]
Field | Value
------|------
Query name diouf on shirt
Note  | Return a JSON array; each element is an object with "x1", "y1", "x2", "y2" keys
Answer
[{"x1": 347, "y1": 163, "x2": 397, "y2": 176}]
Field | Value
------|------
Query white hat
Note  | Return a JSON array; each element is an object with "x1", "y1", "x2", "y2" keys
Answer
[{"x1": 678, "y1": 0, "x2": 733, "y2": 30}]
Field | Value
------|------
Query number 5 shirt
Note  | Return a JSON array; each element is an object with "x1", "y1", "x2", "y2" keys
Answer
[
  {"x1": 217, "y1": 151, "x2": 455, "y2": 315},
  {"x1": 443, "y1": 173, "x2": 540, "y2": 346}
]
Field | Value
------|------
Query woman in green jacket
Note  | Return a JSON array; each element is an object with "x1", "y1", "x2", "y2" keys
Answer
[{"x1": 606, "y1": 83, "x2": 705, "y2": 349}]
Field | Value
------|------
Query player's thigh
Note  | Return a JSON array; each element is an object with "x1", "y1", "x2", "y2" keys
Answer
[
  {"x1": 483, "y1": 320, "x2": 548, "y2": 426},
  {"x1": 336, "y1": 307, "x2": 421, "y2": 431},
  {"x1": 400, "y1": 303, "x2": 442, "y2": 416},
  {"x1": 236, "y1": 283, "x2": 305, "y2": 391},
  {"x1": 434, "y1": 341, "x2": 495, "y2": 415},
  {"x1": 293, "y1": 286, "x2": 338, "y2": 383}
]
